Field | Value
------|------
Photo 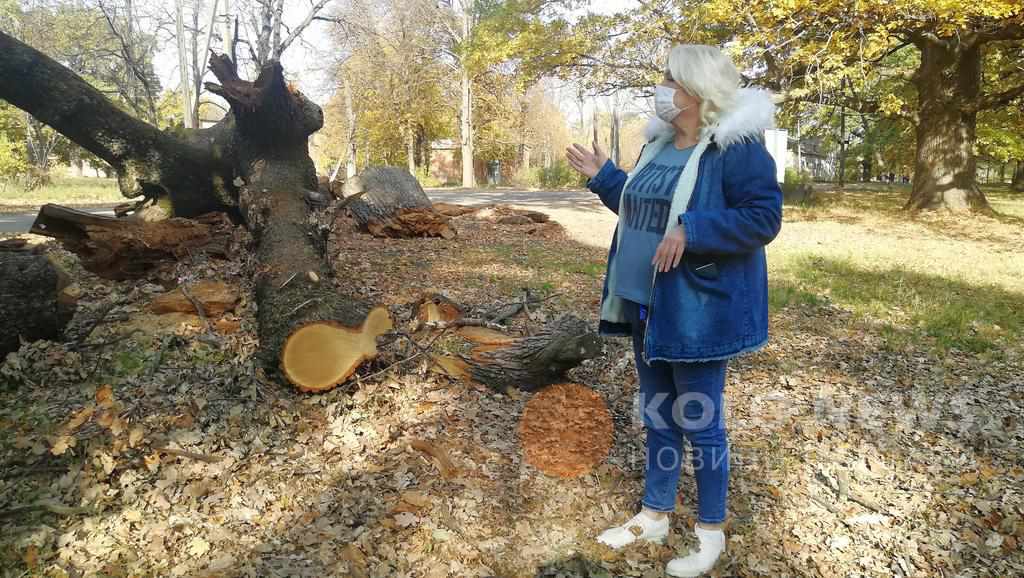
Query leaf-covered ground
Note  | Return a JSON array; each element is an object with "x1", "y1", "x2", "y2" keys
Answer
[{"x1": 1, "y1": 204, "x2": 1022, "y2": 577}]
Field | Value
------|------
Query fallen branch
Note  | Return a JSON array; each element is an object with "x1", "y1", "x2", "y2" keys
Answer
[
  {"x1": 0, "y1": 500, "x2": 97, "y2": 519},
  {"x1": 153, "y1": 446, "x2": 223, "y2": 463}
]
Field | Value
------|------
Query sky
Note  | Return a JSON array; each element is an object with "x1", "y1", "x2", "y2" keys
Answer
[{"x1": 153, "y1": 0, "x2": 641, "y2": 110}]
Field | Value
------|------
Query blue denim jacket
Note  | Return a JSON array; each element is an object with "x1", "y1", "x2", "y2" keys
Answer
[{"x1": 588, "y1": 137, "x2": 783, "y2": 363}]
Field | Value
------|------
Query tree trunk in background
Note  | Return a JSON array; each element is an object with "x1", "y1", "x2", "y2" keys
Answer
[
  {"x1": 460, "y1": 65, "x2": 474, "y2": 187},
  {"x1": 1013, "y1": 160, "x2": 1024, "y2": 192},
  {"x1": 904, "y1": 40, "x2": 991, "y2": 212},
  {"x1": 406, "y1": 127, "x2": 416, "y2": 175},
  {"x1": 70, "y1": 146, "x2": 83, "y2": 177},
  {"x1": 175, "y1": 0, "x2": 195, "y2": 128},
  {"x1": 344, "y1": 75, "x2": 357, "y2": 178},
  {"x1": 610, "y1": 107, "x2": 621, "y2": 167},
  {"x1": 459, "y1": 5, "x2": 474, "y2": 188}
]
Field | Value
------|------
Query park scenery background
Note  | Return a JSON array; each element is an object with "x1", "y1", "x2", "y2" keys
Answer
[{"x1": 1, "y1": 0, "x2": 1023, "y2": 577}]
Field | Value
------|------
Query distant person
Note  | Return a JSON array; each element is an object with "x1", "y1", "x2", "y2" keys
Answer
[{"x1": 565, "y1": 44, "x2": 782, "y2": 576}]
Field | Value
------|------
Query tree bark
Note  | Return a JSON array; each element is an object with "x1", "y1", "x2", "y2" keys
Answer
[
  {"x1": 203, "y1": 54, "x2": 386, "y2": 374},
  {"x1": 904, "y1": 40, "x2": 991, "y2": 212},
  {"x1": 343, "y1": 75, "x2": 357, "y2": 179},
  {"x1": 0, "y1": 31, "x2": 234, "y2": 217},
  {"x1": 0, "y1": 251, "x2": 77, "y2": 357},
  {"x1": 433, "y1": 315, "x2": 601, "y2": 392},
  {"x1": 1013, "y1": 159, "x2": 1024, "y2": 192},
  {"x1": 342, "y1": 166, "x2": 454, "y2": 238},
  {"x1": 30, "y1": 204, "x2": 232, "y2": 280},
  {"x1": 459, "y1": 6, "x2": 475, "y2": 188},
  {"x1": 2, "y1": 31, "x2": 389, "y2": 387},
  {"x1": 406, "y1": 126, "x2": 416, "y2": 175}
]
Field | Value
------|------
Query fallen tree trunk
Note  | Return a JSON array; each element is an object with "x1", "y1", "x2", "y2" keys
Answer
[
  {"x1": 0, "y1": 251, "x2": 77, "y2": 357},
  {"x1": 205, "y1": 54, "x2": 392, "y2": 385},
  {"x1": 344, "y1": 167, "x2": 455, "y2": 238},
  {"x1": 30, "y1": 204, "x2": 232, "y2": 280},
  {"x1": 1, "y1": 32, "x2": 391, "y2": 390},
  {"x1": 0, "y1": 32, "x2": 234, "y2": 216}
]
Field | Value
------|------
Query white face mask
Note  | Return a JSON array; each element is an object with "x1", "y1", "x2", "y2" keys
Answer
[{"x1": 654, "y1": 84, "x2": 691, "y2": 123}]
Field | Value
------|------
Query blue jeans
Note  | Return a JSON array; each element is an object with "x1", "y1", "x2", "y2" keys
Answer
[{"x1": 625, "y1": 299, "x2": 729, "y2": 523}]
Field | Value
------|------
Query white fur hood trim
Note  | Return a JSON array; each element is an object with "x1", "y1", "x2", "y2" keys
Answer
[{"x1": 643, "y1": 87, "x2": 777, "y2": 149}]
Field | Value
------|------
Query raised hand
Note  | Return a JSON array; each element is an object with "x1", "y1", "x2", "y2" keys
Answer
[{"x1": 565, "y1": 138, "x2": 610, "y2": 179}]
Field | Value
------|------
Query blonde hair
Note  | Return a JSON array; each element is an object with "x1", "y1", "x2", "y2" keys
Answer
[{"x1": 665, "y1": 44, "x2": 741, "y2": 130}]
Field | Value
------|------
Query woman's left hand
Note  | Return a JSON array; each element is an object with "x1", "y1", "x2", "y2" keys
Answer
[{"x1": 652, "y1": 225, "x2": 686, "y2": 272}]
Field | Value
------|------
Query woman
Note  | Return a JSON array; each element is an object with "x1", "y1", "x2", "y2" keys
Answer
[{"x1": 565, "y1": 44, "x2": 782, "y2": 577}]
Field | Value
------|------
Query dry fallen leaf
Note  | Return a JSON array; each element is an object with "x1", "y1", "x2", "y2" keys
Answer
[
  {"x1": 64, "y1": 405, "x2": 95, "y2": 432},
  {"x1": 187, "y1": 537, "x2": 210, "y2": 557},
  {"x1": 96, "y1": 384, "x2": 115, "y2": 408},
  {"x1": 50, "y1": 434, "x2": 74, "y2": 456},
  {"x1": 394, "y1": 512, "x2": 418, "y2": 528},
  {"x1": 129, "y1": 426, "x2": 145, "y2": 448},
  {"x1": 23, "y1": 545, "x2": 38, "y2": 570}
]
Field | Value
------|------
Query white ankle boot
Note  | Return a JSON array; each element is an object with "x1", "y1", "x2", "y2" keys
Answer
[
  {"x1": 665, "y1": 524, "x2": 725, "y2": 577},
  {"x1": 596, "y1": 510, "x2": 669, "y2": 549}
]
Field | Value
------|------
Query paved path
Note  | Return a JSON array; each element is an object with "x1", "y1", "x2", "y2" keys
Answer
[
  {"x1": 425, "y1": 187, "x2": 616, "y2": 248},
  {"x1": 1, "y1": 189, "x2": 619, "y2": 248},
  {"x1": 0, "y1": 208, "x2": 115, "y2": 235}
]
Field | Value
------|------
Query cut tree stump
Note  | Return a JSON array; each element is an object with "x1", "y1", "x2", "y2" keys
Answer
[
  {"x1": 518, "y1": 382, "x2": 613, "y2": 478},
  {"x1": 344, "y1": 167, "x2": 455, "y2": 238},
  {"x1": 281, "y1": 305, "x2": 393, "y2": 392},
  {"x1": 30, "y1": 204, "x2": 233, "y2": 280},
  {"x1": 0, "y1": 251, "x2": 77, "y2": 356},
  {"x1": 433, "y1": 314, "x2": 601, "y2": 392}
]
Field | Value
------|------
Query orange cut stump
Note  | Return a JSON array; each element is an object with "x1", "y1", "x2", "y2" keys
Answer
[
  {"x1": 518, "y1": 382, "x2": 613, "y2": 478},
  {"x1": 281, "y1": 306, "x2": 392, "y2": 392}
]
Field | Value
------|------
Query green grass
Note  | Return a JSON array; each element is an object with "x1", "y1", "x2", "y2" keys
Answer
[
  {"x1": 770, "y1": 254, "x2": 1022, "y2": 354},
  {"x1": 986, "y1": 185, "x2": 1024, "y2": 218},
  {"x1": 0, "y1": 176, "x2": 122, "y2": 211}
]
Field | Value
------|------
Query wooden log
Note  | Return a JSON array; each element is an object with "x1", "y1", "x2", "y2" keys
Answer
[
  {"x1": 0, "y1": 252, "x2": 77, "y2": 356},
  {"x1": 30, "y1": 204, "x2": 232, "y2": 280},
  {"x1": 433, "y1": 314, "x2": 601, "y2": 392},
  {"x1": 150, "y1": 281, "x2": 239, "y2": 316},
  {"x1": 366, "y1": 207, "x2": 456, "y2": 239},
  {"x1": 344, "y1": 167, "x2": 455, "y2": 238}
]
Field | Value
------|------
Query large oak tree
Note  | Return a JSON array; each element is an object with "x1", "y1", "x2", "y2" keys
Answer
[{"x1": 0, "y1": 30, "x2": 384, "y2": 382}]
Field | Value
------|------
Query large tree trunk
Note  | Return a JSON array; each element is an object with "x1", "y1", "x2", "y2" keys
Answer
[
  {"x1": 0, "y1": 31, "x2": 233, "y2": 217},
  {"x1": 0, "y1": 247, "x2": 77, "y2": 357},
  {"x1": 459, "y1": 7, "x2": 475, "y2": 189},
  {"x1": 905, "y1": 40, "x2": 991, "y2": 213},
  {"x1": 204, "y1": 54, "x2": 391, "y2": 380},
  {"x1": 1013, "y1": 159, "x2": 1024, "y2": 192},
  {"x1": 1, "y1": 31, "x2": 390, "y2": 390},
  {"x1": 343, "y1": 74, "x2": 357, "y2": 179}
]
